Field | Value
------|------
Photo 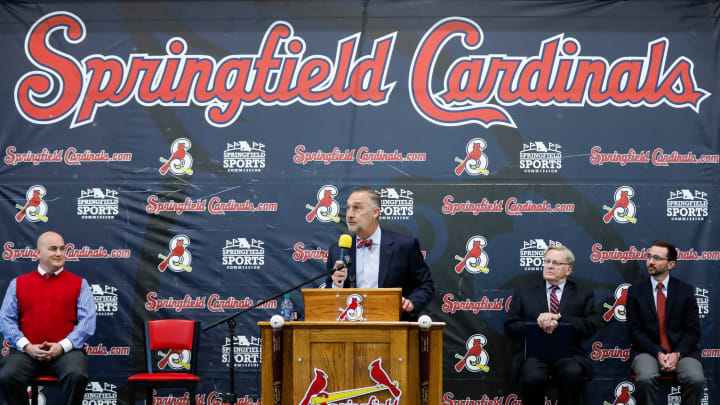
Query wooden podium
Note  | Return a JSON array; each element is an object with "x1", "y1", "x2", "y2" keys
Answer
[{"x1": 258, "y1": 288, "x2": 444, "y2": 405}]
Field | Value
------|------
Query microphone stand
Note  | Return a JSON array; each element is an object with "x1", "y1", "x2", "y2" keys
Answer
[{"x1": 202, "y1": 266, "x2": 341, "y2": 404}]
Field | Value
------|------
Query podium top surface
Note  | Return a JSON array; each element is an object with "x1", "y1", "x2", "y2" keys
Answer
[{"x1": 302, "y1": 287, "x2": 403, "y2": 322}]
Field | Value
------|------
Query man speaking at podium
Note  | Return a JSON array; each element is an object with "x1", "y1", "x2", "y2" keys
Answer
[{"x1": 325, "y1": 187, "x2": 434, "y2": 321}]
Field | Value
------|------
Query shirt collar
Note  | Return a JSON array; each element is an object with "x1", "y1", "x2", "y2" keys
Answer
[
  {"x1": 651, "y1": 274, "x2": 670, "y2": 290},
  {"x1": 358, "y1": 226, "x2": 382, "y2": 246},
  {"x1": 545, "y1": 280, "x2": 567, "y2": 291},
  {"x1": 38, "y1": 265, "x2": 64, "y2": 277}
]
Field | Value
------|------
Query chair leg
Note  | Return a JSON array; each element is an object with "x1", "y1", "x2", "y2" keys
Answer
[
  {"x1": 190, "y1": 386, "x2": 197, "y2": 405},
  {"x1": 31, "y1": 384, "x2": 38, "y2": 405}
]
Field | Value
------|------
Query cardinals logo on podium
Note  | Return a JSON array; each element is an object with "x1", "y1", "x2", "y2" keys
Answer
[
  {"x1": 454, "y1": 334, "x2": 490, "y2": 373},
  {"x1": 603, "y1": 283, "x2": 631, "y2": 322},
  {"x1": 454, "y1": 138, "x2": 489, "y2": 176},
  {"x1": 454, "y1": 236, "x2": 490, "y2": 274},
  {"x1": 299, "y1": 358, "x2": 402, "y2": 405},
  {"x1": 603, "y1": 381, "x2": 635, "y2": 405},
  {"x1": 159, "y1": 138, "x2": 194, "y2": 176},
  {"x1": 337, "y1": 294, "x2": 365, "y2": 321},
  {"x1": 602, "y1": 186, "x2": 637, "y2": 224},
  {"x1": 305, "y1": 185, "x2": 340, "y2": 223},
  {"x1": 15, "y1": 185, "x2": 49, "y2": 223},
  {"x1": 157, "y1": 235, "x2": 193, "y2": 273},
  {"x1": 157, "y1": 349, "x2": 191, "y2": 370}
]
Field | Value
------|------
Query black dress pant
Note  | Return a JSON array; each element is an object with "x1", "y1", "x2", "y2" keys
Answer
[
  {"x1": 0, "y1": 349, "x2": 88, "y2": 405},
  {"x1": 518, "y1": 357, "x2": 586, "y2": 405}
]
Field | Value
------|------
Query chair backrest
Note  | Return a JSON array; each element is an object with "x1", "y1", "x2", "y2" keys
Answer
[{"x1": 144, "y1": 319, "x2": 200, "y2": 373}]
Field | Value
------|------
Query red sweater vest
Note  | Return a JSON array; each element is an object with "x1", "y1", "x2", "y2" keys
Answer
[{"x1": 16, "y1": 270, "x2": 82, "y2": 344}]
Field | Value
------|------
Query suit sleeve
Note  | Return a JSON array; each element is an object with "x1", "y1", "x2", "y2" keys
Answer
[
  {"x1": 674, "y1": 284, "x2": 701, "y2": 357},
  {"x1": 404, "y1": 238, "x2": 434, "y2": 314},
  {"x1": 323, "y1": 244, "x2": 340, "y2": 288},
  {"x1": 503, "y1": 288, "x2": 528, "y2": 342},
  {"x1": 626, "y1": 285, "x2": 664, "y2": 356}
]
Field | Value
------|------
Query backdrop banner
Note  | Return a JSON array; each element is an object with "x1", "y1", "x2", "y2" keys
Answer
[{"x1": 0, "y1": 1, "x2": 717, "y2": 404}]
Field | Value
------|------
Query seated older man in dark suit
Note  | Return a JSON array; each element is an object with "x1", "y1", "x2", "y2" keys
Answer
[{"x1": 504, "y1": 245, "x2": 600, "y2": 405}]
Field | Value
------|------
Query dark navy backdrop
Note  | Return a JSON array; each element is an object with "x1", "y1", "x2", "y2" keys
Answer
[{"x1": 0, "y1": 1, "x2": 717, "y2": 404}]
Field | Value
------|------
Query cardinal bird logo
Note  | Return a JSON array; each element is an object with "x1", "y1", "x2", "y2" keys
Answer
[
  {"x1": 603, "y1": 382, "x2": 635, "y2": 405},
  {"x1": 454, "y1": 138, "x2": 489, "y2": 176},
  {"x1": 603, "y1": 283, "x2": 631, "y2": 322},
  {"x1": 305, "y1": 185, "x2": 340, "y2": 223},
  {"x1": 337, "y1": 294, "x2": 364, "y2": 321},
  {"x1": 300, "y1": 359, "x2": 402, "y2": 404},
  {"x1": 454, "y1": 236, "x2": 489, "y2": 274},
  {"x1": 157, "y1": 349, "x2": 191, "y2": 370},
  {"x1": 369, "y1": 359, "x2": 402, "y2": 399},
  {"x1": 602, "y1": 186, "x2": 637, "y2": 224},
  {"x1": 299, "y1": 369, "x2": 328, "y2": 405},
  {"x1": 159, "y1": 138, "x2": 194, "y2": 176},
  {"x1": 454, "y1": 334, "x2": 490, "y2": 373},
  {"x1": 157, "y1": 235, "x2": 193, "y2": 273},
  {"x1": 15, "y1": 185, "x2": 49, "y2": 223}
]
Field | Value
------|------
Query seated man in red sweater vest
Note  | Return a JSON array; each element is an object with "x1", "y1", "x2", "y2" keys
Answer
[{"x1": 0, "y1": 231, "x2": 96, "y2": 405}]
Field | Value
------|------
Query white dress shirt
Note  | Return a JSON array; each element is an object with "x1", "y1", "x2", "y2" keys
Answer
[
  {"x1": 355, "y1": 227, "x2": 382, "y2": 288},
  {"x1": 545, "y1": 280, "x2": 567, "y2": 313}
]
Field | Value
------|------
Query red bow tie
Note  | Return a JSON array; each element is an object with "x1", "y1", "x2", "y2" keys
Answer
[{"x1": 357, "y1": 239, "x2": 373, "y2": 248}]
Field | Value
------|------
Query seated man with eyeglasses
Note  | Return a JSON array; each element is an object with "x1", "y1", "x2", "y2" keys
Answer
[
  {"x1": 625, "y1": 240, "x2": 705, "y2": 405},
  {"x1": 504, "y1": 245, "x2": 601, "y2": 405}
]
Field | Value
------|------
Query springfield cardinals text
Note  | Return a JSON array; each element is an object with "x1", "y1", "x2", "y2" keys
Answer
[
  {"x1": 590, "y1": 243, "x2": 720, "y2": 263},
  {"x1": 146, "y1": 196, "x2": 278, "y2": 214},
  {"x1": 292, "y1": 242, "x2": 328, "y2": 262},
  {"x1": 2, "y1": 241, "x2": 130, "y2": 261},
  {"x1": 293, "y1": 145, "x2": 426, "y2": 165},
  {"x1": 145, "y1": 292, "x2": 277, "y2": 312},
  {"x1": 4, "y1": 146, "x2": 132, "y2": 165},
  {"x1": 590, "y1": 342, "x2": 630, "y2": 361},
  {"x1": 442, "y1": 195, "x2": 575, "y2": 216},
  {"x1": 589, "y1": 146, "x2": 719, "y2": 166},
  {"x1": 443, "y1": 393, "x2": 521, "y2": 405},
  {"x1": 15, "y1": 13, "x2": 709, "y2": 129},
  {"x1": 441, "y1": 294, "x2": 510, "y2": 313}
]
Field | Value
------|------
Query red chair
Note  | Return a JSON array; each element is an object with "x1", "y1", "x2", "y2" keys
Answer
[
  {"x1": 30, "y1": 376, "x2": 59, "y2": 405},
  {"x1": 127, "y1": 319, "x2": 201, "y2": 405},
  {"x1": 631, "y1": 373, "x2": 679, "y2": 384}
]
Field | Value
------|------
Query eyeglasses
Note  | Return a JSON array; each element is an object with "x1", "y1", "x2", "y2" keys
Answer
[
  {"x1": 646, "y1": 254, "x2": 669, "y2": 262},
  {"x1": 544, "y1": 259, "x2": 570, "y2": 267}
]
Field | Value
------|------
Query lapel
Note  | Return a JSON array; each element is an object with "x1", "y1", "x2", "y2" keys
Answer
[
  {"x1": 558, "y1": 279, "x2": 575, "y2": 314},
  {"x1": 641, "y1": 277, "x2": 657, "y2": 315},
  {"x1": 534, "y1": 278, "x2": 548, "y2": 312},
  {"x1": 348, "y1": 235, "x2": 358, "y2": 284},
  {"x1": 665, "y1": 277, "x2": 677, "y2": 319},
  {"x1": 378, "y1": 230, "x2": 394, "y2": 288}
]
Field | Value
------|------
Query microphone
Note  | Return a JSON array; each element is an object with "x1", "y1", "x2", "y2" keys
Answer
[
  {"x1": 339, "y1": 234, "x2": 353, "y2": 268},
  {"x1": 334, "y1": 234, "x2": 355, "y2": 288}
]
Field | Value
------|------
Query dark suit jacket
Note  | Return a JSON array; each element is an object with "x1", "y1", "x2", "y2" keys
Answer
[
  {"x1": 324, "y1": 229, "x2": 434, "y2": 321},
  {"x1": 625, "y1": 276, "x2": 701, "y2": 360},
  {"x1": 504, "y1": 277, "x2": 600, "y2": 379}
]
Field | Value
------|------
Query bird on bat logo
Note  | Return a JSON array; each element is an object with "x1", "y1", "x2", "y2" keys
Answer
[
  {"x1": 454, "y1": 138, "x2": 489, "y2": 176},
  {"x1": 454, "y1": 334, "x2": 490, "y2": 373},
  {"x1": 159, "y1": 138, "x2": 194, "y2": 176},
  {"x1": 455, "y1": 236, "x2": 490, "y2": 274},
  {"x1": 602, "y1": 186, "x2": 637, "y2": 224},
  {"x1": 15, "y1": 185, "x2": 49, "y2": 223},
  {"x1": 603, "y1": 381, "x2": 635, "y2": 405},
  {"x1": 157, "y1": 235, "x2": 193, "y2": 273},
  {"x1": 305, "y1": 185, "x2": 340, "y2": 223}
]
